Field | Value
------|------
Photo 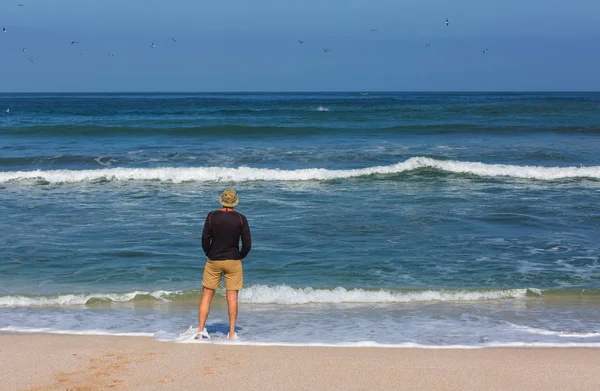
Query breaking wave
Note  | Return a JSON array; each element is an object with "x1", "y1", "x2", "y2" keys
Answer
[
  {"x1": 239, "y1": 286, "x2": 532, "y2": 304},
  {"x1": 1, "y1": 157, "x2": 599, "y2": 184},
  {"x1": 506, "y1": 323, "x2": 600, "y2": 338},
  {"x1": 0, "y1": 290, "x2": 179, "y2": 307},
  {"x1": 0, "y1": 286, "x2": 544, "y2": 307}
]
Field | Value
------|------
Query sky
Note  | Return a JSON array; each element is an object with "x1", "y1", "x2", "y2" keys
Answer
[{"x1": 0, "y1": 0, "x2": 599, "y2": 92}]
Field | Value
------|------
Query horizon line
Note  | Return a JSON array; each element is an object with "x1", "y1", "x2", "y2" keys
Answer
[{"x1": 1, "y1": 90, "x2": 599, "y2": 94}]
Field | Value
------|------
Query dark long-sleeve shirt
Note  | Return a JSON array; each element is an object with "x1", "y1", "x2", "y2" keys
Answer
[{"x1": 202, "y1": 210, "x2": 251, "y2": 260}]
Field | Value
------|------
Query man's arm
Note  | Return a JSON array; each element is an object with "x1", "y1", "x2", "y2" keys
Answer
[
  {"x1": 201, "y1": 213, "x2": 212, "y2": 256},
  {"x1": 240, "y1": 215, "x2": 251, "y2": 259}
]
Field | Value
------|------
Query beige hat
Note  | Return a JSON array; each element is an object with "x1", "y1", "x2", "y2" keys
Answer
[{"x1": 219, "y1": 189, "x2": 239, "y2": 207}]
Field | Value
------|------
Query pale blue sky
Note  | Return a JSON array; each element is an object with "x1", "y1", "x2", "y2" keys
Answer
[{"x1": 1, "y1": 0, "x2": 599, "y2": 92}]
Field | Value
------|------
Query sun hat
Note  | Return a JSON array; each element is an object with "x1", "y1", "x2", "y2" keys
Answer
[{"x1": 219, "y1": 189, "x2": 239, "y2": 207}]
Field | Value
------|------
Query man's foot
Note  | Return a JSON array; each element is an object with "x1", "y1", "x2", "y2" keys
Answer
[
  {"x1": 180, "y1": 325, "x2": 198, "y2": 339},
  {"x1": 226, "y1": 332, "x2": 239, "y2": 340},
  {"x1": 194, "y1": 327, "x2": 210, "y2": 340}
]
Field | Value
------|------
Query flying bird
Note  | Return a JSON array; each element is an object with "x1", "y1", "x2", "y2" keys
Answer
[
  {"x1": 369, "y1": 28, "x2": 379, "y2": 32},
  {"x1": 5, "y1": 108, "x2": 9, "y2": 113},
  {"x1": 150, "y1": 42, "x2": 156, "y2": 48},
  {"x1": 171, "y1": 37, "x2": 176, "y2": 42},
  {"x1": 425, "y1": 43, "x2": 431, "y2": 47},
  {"x1": 482, "y1": 48, "x2": 488, "y2": 55},
  {"x1": 108, "y1": 52, "x2": 115, "y2": 57},
  {"x1": 446, "y1": 19, "x2": 449, "y2": 26},
  {"x1": 18, "y1": 3, "x2": 24, "y2": 6},
  {"x1": 298, "y1": 40, "x2": 304, "y2": 44},
  {"x1": 71, "y1": 41, "x2": 79, "y2": 44},
  {"x1": 22, "y1": 47, "x2": 26, "y2": 51},
  {"x1": 80, "y1": 51, "x2": 84, "y2": 55},
  {"x1": 2, "y1": 27, "x2": 6, "y2": 33},
  {"x1": 28, "y1": 57, "x2": 33, "y2": 63},
  {"x1": 322, "y1": 48, "x2": 330, "y2": 52}
]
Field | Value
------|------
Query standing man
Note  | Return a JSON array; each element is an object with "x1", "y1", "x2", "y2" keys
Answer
[{"x1": 197, "y1": 189, "x2": 251, "y2": 340}]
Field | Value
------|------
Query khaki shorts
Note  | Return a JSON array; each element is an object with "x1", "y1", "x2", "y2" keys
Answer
[{"x1": 202, "y1": 259, "x2": 243, "y2": 291}]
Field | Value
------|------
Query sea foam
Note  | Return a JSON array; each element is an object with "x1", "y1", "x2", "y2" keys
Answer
[
  {"x1": 4, "y1": 327, "x2": 600, "y2": 348},
  {"x1": 0, "y1": 286, "x2": 533, "y2": 307},
  {"x1": 505, "y1": 323, "x2": 600, "y2": 338},
  {"x1": 0, "y1": 290, "x2": 176, "y2": 307},
  {"x1": 1, "y1": 157, "x2": 599, "y2": 183},
  {"x1": 239, "y1": 285, "x2": 530, "y2": 304}
]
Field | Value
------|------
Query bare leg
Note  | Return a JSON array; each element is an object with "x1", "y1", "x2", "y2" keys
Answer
[
  {"x1": 198, "y1": 287, "x2": 215, "y2": 332},
  {"x1": 226, "y1": 290, "x2": 238, "y2": 339}
]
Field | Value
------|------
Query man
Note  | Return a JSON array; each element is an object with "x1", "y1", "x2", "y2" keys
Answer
[{"x1": 197, "y1": 189, "x2": 251, "y2": 340}]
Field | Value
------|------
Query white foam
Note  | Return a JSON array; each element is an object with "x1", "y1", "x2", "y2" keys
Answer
[
  {"x1": 170, "y1": 340, "x2": 600, "y2": 348},
  {"x1": 507, "y1": 323, "x2": 600, "y2": 338},
  {"x1": 2, "y1": 157, "x2": 598, "y2": 184},
  {"x1": 93, "y1": 156, "x2": 117, "y2": 166},
  {"x1": 3, "y1": 326, "x2": 599, "y2": 348},
  {"x1": 528, "y1": 288, "x2": 543, "y2": 296},
  {"x1": 0, "y1": 290, "x2": 177, "y2": 307},
  {"x1": 239, "y1": 285, "x2": 529, "y2": 304},
  {"x1": 0, "y1": 326, "x2": 154, "y2": 337},
  {"x1": 0, "y1": 287, "x2": 532, "y2": 307}
]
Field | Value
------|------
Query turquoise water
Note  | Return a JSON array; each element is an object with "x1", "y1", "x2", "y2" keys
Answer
[{"x1": 1, "y1": 92, "x2": 599, "y2": 346}]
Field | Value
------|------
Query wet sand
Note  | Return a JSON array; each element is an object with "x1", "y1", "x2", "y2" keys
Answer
[{"x1": 2, "y1": 334, "x2": 600, "y2": 390}]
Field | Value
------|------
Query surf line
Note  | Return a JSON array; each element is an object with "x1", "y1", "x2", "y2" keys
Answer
[{"x1": 1, "y1": 157, "x2": 599, "y2": 183}]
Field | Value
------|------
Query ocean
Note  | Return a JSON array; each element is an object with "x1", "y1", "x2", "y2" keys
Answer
[{"x1": 1, "y1": 92, "x2": 599, "y2": 347}]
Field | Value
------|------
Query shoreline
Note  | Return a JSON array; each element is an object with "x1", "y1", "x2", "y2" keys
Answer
[
  {"x1": 4, "y1": 329, "x2": 600, "y2": 349},
  {"x1": 2, "y1": 334, "x2": 600, "y2": 390}
]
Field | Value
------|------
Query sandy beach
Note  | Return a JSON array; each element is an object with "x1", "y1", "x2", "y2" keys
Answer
[{"x1": 1, "y1": 334, "x2": 599, "y2": 390}]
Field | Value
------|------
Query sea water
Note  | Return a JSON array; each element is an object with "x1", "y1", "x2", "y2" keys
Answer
[{"x1": 1, "y1": 92, "x2": 599, "y2": 347}]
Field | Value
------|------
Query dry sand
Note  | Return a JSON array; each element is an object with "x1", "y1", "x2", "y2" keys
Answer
[{"x1": 1, "y1": 334, "x2": 599, "y2": 390}]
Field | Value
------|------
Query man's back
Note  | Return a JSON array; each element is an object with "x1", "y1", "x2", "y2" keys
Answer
[{"x1": 202, "y1": 210, "x2": 251, "y2": 260}]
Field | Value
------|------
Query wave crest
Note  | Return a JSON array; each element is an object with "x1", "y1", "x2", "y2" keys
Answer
[
  {"x1": 0, "y1": 286, "x2": 535, "y2": 307},
  {"x1": 239, "y1": 285, "x2": 529, "y2": 304},
  {"x1": 506, "y1": 323, "x2": 600, "y2": 338},
  {"x1": 1, "y1": 157, "x2": 599, "y2": 184},
  {"x1": 0, "y1": 290, "x2": 177, "y2": 307}
]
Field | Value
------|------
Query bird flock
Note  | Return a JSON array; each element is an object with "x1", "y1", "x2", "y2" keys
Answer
[
  {"x1": 1, "y1": 3, "x2": 181, "y2": 64},
  {"x1": 296, "y1": 18, "x2": 488, "y2": 55},
  {"x1": 2, "y1": 4, "x2": 489, "y2": 67}
]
